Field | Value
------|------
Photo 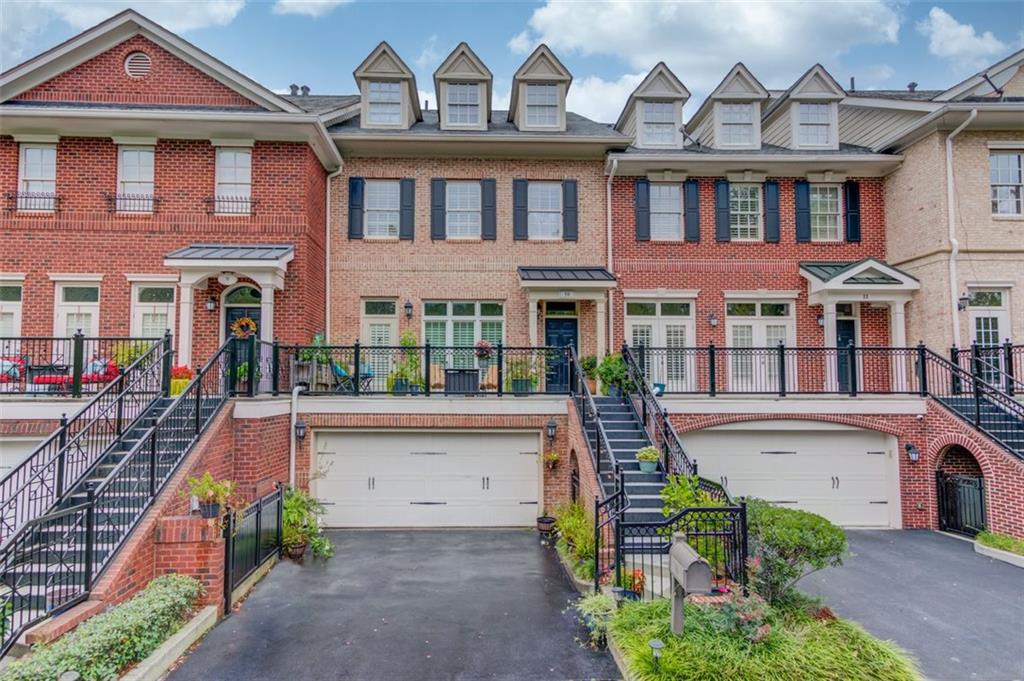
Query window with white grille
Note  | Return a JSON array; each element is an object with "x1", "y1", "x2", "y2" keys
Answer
[
  {"x1": 368, "y1": 82, "x2": 402, "y2": 125},
  {"x1": 729, "y1": 184, "x2": 762, "y2": 240},
  {"x1": 446, "y1": 182, "x2": 482, "y2": 238},
  {"x1": 527, "y1": 182, "x2": 562, "y2": 239},
  {"x1": 214, "y1": 149, "x2": 252, "y2": 214},
  {"x1": 525, "y1": 84, "x2": 559, "y2": 127},
  {"x1": 365, "y1": 180, "x2": 401, "y2": 238},
  {"x1": 650, "y1": 184, "x2": 682, "y2": 240},
  {"x1": 642, "y1": 101, "x2": 675, "y2": 145},
  {"x1": 719, "y1": 103, "x2": 755, "y2": 146},
  {"x1": 131, "y1": 285, "x2": 175, "y2": 337},
  {"x1": 797, "y1": 103, "x2": 832, "y2": 146},
  {"x1": 990, "y1": 152, "x2": 1023, "y2": 216},
  {"x1": 18, "y1": 144, "x2": 56, "y2": 211},
  {"x1": 446, "y1": 83, "x2": 480, "y2": 125},
  {"x1": 809, "y1": 185, "x2": 841, "y2": 241}
]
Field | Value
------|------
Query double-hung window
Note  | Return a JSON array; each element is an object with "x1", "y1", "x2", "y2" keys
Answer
[
  {"x1": 719, "y1": 103, "x2": 755, "y2": 146},
  {"x1": 365, "y1": 180, "x2": 401, "y2": 238},
  {"x1": 729, "y1": 184, "x2": 762, "y2": 240},
  {"x1": 18, "y1": 144, "x2": 57, "y2": 211},
  {"x1": 990, "y1": 151, "x2": 1023, "y2": 216},
  {"x1": 650, "y1": 183, "x2": 683, "y2": 240},
  {"x1": 214, "y1": 149, "x2": 251, "y2": 214},
  {"x1": 642, "y1": 101, "x2": 675, "y2": 145},
  {"x1": 446, "y1": 181, "x2": 482, "y2": 238},
  {"x1": 447, "y1": 83, "x2": 480, "y2": 125},
  {"x1": 797, "y1": 103, "x2": 831, "y2": 146},
  {"x1": 117, "y1": 147, "x2": 155, "y2": 212},
  {"x1": 527, "y1": 181, "x2": 562, "y2": 239},
  {"x1": 525, "y1": 84, "x2": 559, "y2": 127},
  {"x1": 809, "y1": 185, "x2": 842, "y2": 241},
  {"x1": 368, "y1": 81, "x2": 402, "y2": 125}
]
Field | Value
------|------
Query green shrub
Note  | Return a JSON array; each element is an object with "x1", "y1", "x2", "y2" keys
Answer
[
  {"x1": 976, "y1": 530, "x2": 1024, "y2": 556},
  {"x1": 572, "y1": 592, "x2": 616, "y2": 649},
  {"x1": 112, "y1": 340, "x2": 152, "y2": 368},
  {"x1": 660, "y1": 475, "x2": 723, "y2": 517},
  {"x1": 746, "y1": 499, "x2": 847, "y2": 605},
  {"x1": 282, "y1": 485, "x2": 334, "y2": 559},
  {"x1": 580, "y1": 354, "x2": 598, "y2": 380},
  {"x1": 596, "y1": 353, "x2": 632, "y2": 395},
  {"x1": 1, "y1": 575, "x2": 203, "y2": 681},
  {"x1": 553, "y1": 501, "x2": 595, "y2": 563}
]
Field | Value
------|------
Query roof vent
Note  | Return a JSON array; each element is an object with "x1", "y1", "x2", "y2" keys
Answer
[
  {"x1": 289, "y1": 84, "x2": 299, "y2": 96},
  {"x1": 849, "y1": 76, "x2": 855, "y2": 92},
  {"x1": 907, "y1": 82, "x2": 918, "y2": 93},
  {"x1": 124, "y1": 51, "x2": 152, "y2": 78},
  {"x1": 300, "y1": 85, "x2": 310, "y2": 96},
  {"x1": 424, "y1": 99, "x2": 429, "y2": 111}
]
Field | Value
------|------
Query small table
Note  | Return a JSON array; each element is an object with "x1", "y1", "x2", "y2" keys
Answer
[{"x1": 444, "y1": 368, "x2": 480, "y2": 395}]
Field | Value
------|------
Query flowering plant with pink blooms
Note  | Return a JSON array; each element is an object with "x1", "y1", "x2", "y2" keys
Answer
[{"x1": 474, "y1": 339, "x2": 494, "y2": 359}]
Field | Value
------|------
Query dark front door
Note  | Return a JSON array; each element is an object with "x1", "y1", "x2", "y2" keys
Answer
[
  {"x1": 937, "y1": 472, "x2": 986, "y2": 536},
  {"x1": 225, "y1": 306, "x2": 261, "y2": 367},
  {"x1": 835, "y1": 319, "x2": 856, "y2": 392},
  {"x1": 544, "y1": 317, "x2": 578, "y2": 393}
]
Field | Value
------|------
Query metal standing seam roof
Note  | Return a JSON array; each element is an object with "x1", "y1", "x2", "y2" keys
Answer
[
  {"x1": 800, "y1": 260, "x2": 911, "y2": 285},
  {"x1": 518, "y1": 266, "x2": 616, "y2": 282},
  {"x1": 165, "y1": 244, "x2": 294, "y2": 260}
]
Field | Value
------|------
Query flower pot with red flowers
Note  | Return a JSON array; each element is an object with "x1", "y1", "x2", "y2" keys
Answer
[
  {"x1": 182, "y1": 472, "x2": 235, "y2": 519},
  {"x1": 170, "y1": 365, "x2": 194, "y2": 396}
]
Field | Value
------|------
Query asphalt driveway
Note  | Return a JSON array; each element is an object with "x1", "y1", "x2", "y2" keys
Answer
[
  {"x1": 801, "y1": 530, "x2": 1024, "y2": 681},
  {"x1": 170, "y1": 529, "x2": 618, "y2": 681}
]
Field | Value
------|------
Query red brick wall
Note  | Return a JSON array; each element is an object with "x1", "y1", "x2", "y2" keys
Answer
[
  {"x1": 0, "y1": 419, "x2": 60, "y2": 436},
  {"x1": 566, "y1": 400, "x2": 603, "y2": 518},
  {"x1": 937, "y1": 446, "x2": 984, "y2": 476},
  {"x1": 611, "y1": 176, "x2": 890, "y2": 350},
  {"x1": 12, "y1": 35, "x2": 262, "y2": 109},
  {"x1": 233, "y1": 414, "x2": 291, "y2": 498},
  {"x1": 154, "y1": 517, "x2": 226, "y2": 609}
]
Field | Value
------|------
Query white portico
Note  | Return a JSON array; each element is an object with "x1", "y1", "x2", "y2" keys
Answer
[{"x1": 518, "y1": 266, "x2": 616, "y2": 359}]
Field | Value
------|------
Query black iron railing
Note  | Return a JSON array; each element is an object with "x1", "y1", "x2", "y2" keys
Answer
[
  {"x1": 224, "y1": 485, "x2": 283, "y2": 612},
  {"x1": 5, "y1": 192, "x2": 61, "y2": 212},
  {"x1": 103, "y1": 193, "x2": 160, "y2": 213},
  {"x1": 205, "y1": 196, "x2": 256, "y2": 215},
  {"x1": 950, "y1": 342, "x2": 1021, "y2": 396}
]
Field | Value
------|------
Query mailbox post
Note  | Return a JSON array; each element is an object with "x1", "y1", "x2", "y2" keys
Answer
[{"x1": 668, "y1": 533, "x2": 713, "y2": 635}]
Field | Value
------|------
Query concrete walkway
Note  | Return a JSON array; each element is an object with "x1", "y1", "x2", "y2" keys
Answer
[
  {"x1": 801, "y1": 530, "x2": 1024, "y2": 681},
  {"x1": 170, "y1": 529, "x2": 619, "y2": 681}
]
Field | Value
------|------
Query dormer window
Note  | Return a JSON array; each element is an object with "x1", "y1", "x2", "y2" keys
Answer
[
  {"x1": 447, "y1": 83, "x2": 481, "y2": 125},
  {"x1": 641, "y1": 102, "x2": 676, "y2": 145},
  {"x1": 797, "y1": 103, "x2": 832, "y2": 146},
  {"x1": 526, "y1": 84, "x2": 559, "y2": 127},
  {"x1": 367, "y1": 81, "x2": 402, "y2": 125},
  {"x1": 719, "y1": 103, "x2": 755, "y2": 146}
]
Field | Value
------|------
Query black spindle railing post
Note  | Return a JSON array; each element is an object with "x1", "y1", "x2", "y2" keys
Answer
[
  {"x1": 916, "y1": 343, "x2": 928, "y2": 397},
  {"x1": 739, "y1": 498, "x2": 749, "y2": 595},
  {"x1": 84, "y1": 482, "x2": 96, "y2": 593},
  {"x1": 777, "y1": 341, "x2": 787, "y2": 397},
  {"x1": 423, "y1": 342, "x2": 431, "y2": 396},
  {"x1": 950, "y1": 346, "x2": 962, "y2": 394},
  {"x1": 56, "y1": 413, "x2": 68, "y2": 499},
  {"x1": 661, "y1": 408, "x2": 670, "y2": 473},
  {"x1": 593, "y1": 495, "x2": 601, "y2": 592},
  {"x1": 161, "y1": 331, "x2": 173, "y2": 397},
  {"x1": 353, "y1": 340, "x2": 361, "y2": 396},
  {"x1": 847, "y1": 341, "x2": 857, "y2": 397},
  {"x1": 1003, "y1": 339, "x2": 1015, "y2": 396},
  {"x1": 149, "y1": 430, "x2": 158, "y2": 497},
  {"x1": 972, "y1": 372, "x2": 982, "y2": 427},
  {"x1": 115, "y1": 370, "x2": 127, "y2": 435},
  {"x1": 228, "y1": 338, "x2": 238, "y2": 397},
  {"x1": 247, "y1": 334, "x2": 257, "y2": 398},
  {"x1": 272, "y1": 340, "x2": 280, "y2": 396},
  {"x1": 194, "y1": 371, "x2": 203, "y2": 434},
  {"x1": 708, "y1": 343, "x2": 717, "y2": 396},
  {"x1": 497, "y1": 342, "x2": 504, "y2": 397},
  {"x1": 223, "y1": 510, "x2": 236, "y2": 615},
  {"x1": 71, "y1": 330, "x2": 84, "y2": 398}
]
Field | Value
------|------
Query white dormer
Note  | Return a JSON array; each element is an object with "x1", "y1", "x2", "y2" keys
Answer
[
  {"x1": 785, "y1": 64, "x2": 844, "y2": 150},
  {"x1": 433, "y1": 42, "x2": 492, "y2": 131},
  {"x1": 615, "y1": 62, "x2": 690, "y2": 149},
  {"x1": 687, "y1": 64, "x2": 769, "y2": 150},
  {"x1": 508, "y1": 45, "x2": 572, "y2": 132},
  {"x1": 353, "y1": 41, "x2": 422, "y2": 130}
]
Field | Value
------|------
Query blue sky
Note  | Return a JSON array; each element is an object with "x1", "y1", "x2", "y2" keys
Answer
[{"x1": 2, "y1": 1, "x2": 1022, "y2": 121}]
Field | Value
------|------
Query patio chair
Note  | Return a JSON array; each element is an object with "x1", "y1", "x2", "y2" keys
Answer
[
  {"x1": 81, "y1": 358, "x2": 119, "y2": 386},
  {"x1": 331, "y1": 361, "x2": 375, "y2": 393}
]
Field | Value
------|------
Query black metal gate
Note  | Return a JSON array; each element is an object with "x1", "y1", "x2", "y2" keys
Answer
[
  {"x1": 936, "y1": 472, "x2": 986, "y2": 537},
  {"x1": 224, "y1": 484, "x2": 284, "y2": 612}
]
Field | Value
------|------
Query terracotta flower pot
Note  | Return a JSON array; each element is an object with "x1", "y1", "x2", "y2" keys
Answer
[{"x1": 285, "y1": 542, "x2": 308, "y2": 560}]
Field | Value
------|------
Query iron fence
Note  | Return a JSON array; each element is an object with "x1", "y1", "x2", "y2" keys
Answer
[
  {"x1": 205, "y1": 196, "x2": 256, "y2": 215},
  {"x1": 224, "y1": 485, "x2": 283, "y2": 612},
  {"x1": 5, "y1": 192, "x2": 60, "y2": 212},
  {"x1": 103, "y1": 193, "x2": 160, "y2": 213},
  {"x1": 950, "y1": 343, "x2": 1021, "y2": 396}
]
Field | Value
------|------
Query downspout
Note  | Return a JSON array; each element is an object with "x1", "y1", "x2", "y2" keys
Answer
[
  {"x1": 324, "y1": 165, "x2": 344, "y2": 343},
  {"x1": 289, "y1": 385, "x2": 306, "y2": 486},
  {"x1": 606, "y1": 157, "x2": 619, "y2": 357},
  {"x1": 945, "y1": 108, "x2": 977, "y2": 349}
]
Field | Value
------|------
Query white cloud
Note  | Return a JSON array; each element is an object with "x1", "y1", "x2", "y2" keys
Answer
[
  {"x1": 567, "y1": 72, "x2": 644, "y2": 122},
  {"x1": 509, "y1": 0, "x2": 901, "y2": 99},
  {"x1": 272, "y1": 0, "x2": 351, "y2": 18},
  {"x1": 1, "y1": 0, "x2": 245, "y2": 67},
  {"x1": 916, "y1": 6, "x2": 1007, "y2": 72},
  {"x1": 415, "y1": 34, "x2": 441, "y2": 71}
]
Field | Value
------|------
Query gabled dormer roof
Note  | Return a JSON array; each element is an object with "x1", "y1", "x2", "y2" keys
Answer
[
  {"x1": 353, "y1": 41, "x2": 423, "y2": 122},
  {"x1": 614, "y1": 62, "x2": 689, "y2": 130},
  {"x1": 935, "y1": 48, "x2": 1024, "y2": 101},
  {"x1": 764, "y1": 64, "x2": 845, "y2": 121},
  {"x1": 687, "y1": 62, "x2": 768, "y2": 130},
  {"x1": 433, "y1": 42, "x2": 493, "y2": 123},
  {"x1": 0, "y1": 9, "x2": 300, "y2": 112},
  {"x1": 507, "y1": 44, "x2": 572, "y2": 123}
]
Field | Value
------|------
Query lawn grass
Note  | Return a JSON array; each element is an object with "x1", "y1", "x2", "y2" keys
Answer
[
  {"x1": 976, "y1": 530, "x2": 1024, "y2": 557},
  {"x1": 609, "y1": 599, "x2": 921, "y2": 681}
]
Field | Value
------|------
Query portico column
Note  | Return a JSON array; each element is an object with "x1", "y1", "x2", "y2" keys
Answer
[
  {"x1": 889, "y1": 301, "x2": 908, "y2": 391},
  {"x1": 823, "y1": 301, "x2": 838, "y2": 391},
  {"x1": 177, "y1": 282, "x2": 194, "y2": 367},
  {"x1": 595, "y1": 297, "x2": 607, "y2": 359},
  {"x1": 528, "y1": 295, "x2": 540, "y2": 346},
  {"x1": 260, "y1": 287, "x2": 275, "y2": 343}
]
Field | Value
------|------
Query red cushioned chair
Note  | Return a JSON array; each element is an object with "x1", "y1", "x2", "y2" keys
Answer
[{"x1": 82, "y1": 360, "x2": 119, "y2": 385}]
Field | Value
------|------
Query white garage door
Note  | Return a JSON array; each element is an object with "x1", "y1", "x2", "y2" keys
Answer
[
  {"x1": 315, "y1": 431, "x2": 541, "y2": 528},
  {"x1": 0, "y1": 438, "x2": 41, "y2": 476},
  {"x1": 682, "y1": 422, "x2": 899, "y2": 528}
]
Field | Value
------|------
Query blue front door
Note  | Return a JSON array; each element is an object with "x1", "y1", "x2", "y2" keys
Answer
[
  {"x1": 836, "y1": 319, "x2": 856, "y2": 391},
  {"x1": 544, "y1": 317, "x2": 578, "y2": 392}
]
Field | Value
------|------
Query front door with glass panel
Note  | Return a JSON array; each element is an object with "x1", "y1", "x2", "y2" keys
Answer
[
  {"x1": 835, "y1": 303, "x2": 859, "y2": 392},
  {"x1": 361, "y1": 300, "x2": 398, "y2": 392},
  {"x1": 55, "y1": 284, "x2": 100, "y2": 337},
  {"x1": 224, "y1": 286, "x2": 261, "y2": 370},
  {"x1": 544, "y1": 314, "x2": 577, "y2": 393},
  {"x1": 625, "y1": 301, "x2": 693, "y2": 392},
  {"x1": 968, "y1": 290, "x2": 1009, "y2": 385},
  {"x1": 726, "y1": 302, "x2": 794, "y2": 392}
]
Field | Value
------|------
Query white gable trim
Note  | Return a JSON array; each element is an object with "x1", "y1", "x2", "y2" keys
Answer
[
  {"x1": 508, "y1": 44, "x2": 572, "y2": 124},
  {"x1": 801, "y1": 259, "x2": 919, "y2": 301},
  {"x1": 615, "y1": 62, "x2": 689, "y2": 131},
  {"x1": 935, "y1": 49, "x2": 1024, "y2": 102},
  {"x1": 434, "y1": 42, "x2": 493, "y2": 127},
  {"x1": 790, "y1": 64, "x2": 845, "y2": 101},
  {"x1": 0, "y1": 10, "x2": 300, "y2": 113},
  {"x1": 687, "y1": 63, "x2": 768, "y2": 134},
  {"x1": 353, "y1": 41, "x2": 422, "y2": 124}
]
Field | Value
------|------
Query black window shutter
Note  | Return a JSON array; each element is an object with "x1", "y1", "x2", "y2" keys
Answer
[
  {"x1": 714, "y1": 179, "x2": 731, "y2": 242},
  {"x1": 684, "y1": 179, "x2": 700, "y2": 242},
  {"x1": 795, "y1": 180, "x2": 811, "y2": 243},
  {"x1": 764, "y1": 180, "x2": 780, "y2": 243},
  {"x1": 430, "y1": 178, "x2": 446, "y2": 240},
  {"x1": 481, "y1": 179, "x2": 496, "y2": 240},
  {"x1": 347, "y1": 177, "x2": 364, "y2": 239},
  {"x1": 634, "y1": 179, "x2": 650, "y2": 241},
  {"x1": 513, "y1": 179, "x2": 528, "y2": 240},
  {"x1": 562, "y1": 180, "x2": 578, "y2": 241},
  {"x1": 844, "y1": 180, "x2": 861, "y2": 242},
  {"x1": 399, "y1": 178, "x2": 415, "y2": 240}
]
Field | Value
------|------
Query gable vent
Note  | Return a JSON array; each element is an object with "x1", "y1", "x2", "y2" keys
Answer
[{"x1": 124, "y1": 51, "x2": 152, "y2": 78}]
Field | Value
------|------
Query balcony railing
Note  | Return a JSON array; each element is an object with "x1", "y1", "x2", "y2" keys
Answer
[
  {"x1": 205, "y1": 195, "x2": 256, "y2": 215},
  {"x1": 950, "y1": 342, "x2": 1022, "y2": 396},
  {"x1": 5, "y1": 191, "x2": 61, "y2": 212},
  {"x1": 103, "y1": 193, "x2": 160, "y2": 213}
]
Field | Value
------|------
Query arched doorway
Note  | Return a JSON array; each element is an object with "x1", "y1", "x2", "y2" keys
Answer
[
  {"x1": 222, "y1": 285, "x2": 261, "y2": 341},
  {"x1": 936, "y1": 445, "x2": 986, "y2": 536},
  {"x1": 569, "y1": 450, "x2": 580, "y2": 503}
]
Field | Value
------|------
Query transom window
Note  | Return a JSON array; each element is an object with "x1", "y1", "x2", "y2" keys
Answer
[
  {"x1": 368, "y1": 81, "x2": 402, "y2": 125},
  {"x1": 18, "y1": 144, "x2": 57, "y2": 211},
  {"x1": 363, "y1": 300, "x2": 396, "y2": 316},
  {"x1": 719, "y1": 103, "x2": 755, "y2": 146},
  {"x1": 423, "y1": 301, "x2": 504, "y2": 367},
  {"x1": 214, "y1": 149, "x2": 251, "y2": 214},
  {"x1": 527, "y1": 181, "x2": 563, "y2": 239},
  {"x1": 650, "y1": 183, "x2": 683, "y2": 240},
  {"x1": 446, "y1": 83, "x2": 480, "y2": 125},
  {"x1": 117, "y1": 147, "x2": 155, "y2": 211},
  {"x1": 0, "y1": 285, "x2": 22, "y2": 337},
  {"x1": 626, "y1": 301, "x2": 691, "y2": 317},
  {"x1": 225, "y1": 286, "x2": 261, "y2": 305},
  {"x1": 726, "y1": 302, "x2": 790, "y2": 317},
  {"x1": 446, "y1": 181, "x2": 482, "y2": 238},
  {"x1": 642, "y1": 101, "x2": 676, "y2": 145},
  {"x1": 132, "y1": 285, "x2": 175, "y2": 337},
  {"x1": 968, "y1": 290, "x2": 1003, "y2": 308},
  {"x1": 365, "y1": 180, "x2": 401, "y2": 238},
  {"x1": 525, "y1": 84, "x2": 559, "y2": 127},
  {"x1": 809, "y1": 185, "x2": 841, "y2": 241},
  {"x1": 797, "y1": 103, "x2": 831, "y2": 146},
  {"x1": 729, "y1": 184, "x2": 762, "y2": 240},
  {"x1": 990, "y1": 152, "x2": 1023, "y2": 215}
]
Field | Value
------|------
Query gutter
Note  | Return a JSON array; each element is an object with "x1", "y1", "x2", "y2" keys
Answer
[
  {"x1": 324, "y1": 162, "x2": 344, "y2": 341},
  {"x1": 945, "y1": 108, "x2": 977, "y2": 349},
  {"x1": 606, "y1": 157, "x2": 619, "y2": 357}
]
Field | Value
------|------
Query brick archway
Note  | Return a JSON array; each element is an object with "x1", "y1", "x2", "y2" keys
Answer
[
  {"x1": 925, "y1": 433, "x2": 996, "y2": 480},
  {"x1": 936, "y1": 445, "x2": 985, "y2": 477},
  {"x1": 672, "y1": 412, "x2": 906, "y2": 439}
]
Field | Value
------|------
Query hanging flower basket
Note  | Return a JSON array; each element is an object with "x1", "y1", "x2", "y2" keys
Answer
[
  {"x1": 474, "y1": 339, "x2": 494, "y2": 360},
  {"x1": 231, "y1": 316, "x2": 258, "y2": 338}
]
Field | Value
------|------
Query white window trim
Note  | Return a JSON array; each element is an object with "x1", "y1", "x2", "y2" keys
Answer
[
  {"x1": 52, "y1": 281, "x2": 101, "y2": 337},
  {"x1": 809, "y1": 184, "x2": 844, "y2": 242},
  {"x1": 214, "y1": 148, "x2": 252, "y2": 215},
  {"x1": 0, "y1": 282, "x2": 23, "y2": 337},
  {"x1": 989, "y1": 150, "x2": 1023, "y2": 217},
  {"x1": 443, "y1": 82, "x2": 483, "y2": 129},
  {"x1": 445, "y1": 181, "x2": 483, "y2": 239},
  {"x1": 637, "y1": 100, "x2": 682, "y2": 148},
  {"x1": 729, "y1": 183, "x2": 764, "y2": 242},
  {"x1": 17, "y1": 143, "x2": 57, "y2": 212},
  {"x1": 649, "y1": 182, "x2": 684, "y2": 241},
  {"x1": 519, "y1": 82, "x2": 564, "y2": 131},
  {"x1": 790, "y1": 101, "x2": 839, "y2": 150},
  {"x1": 713, "y1": 101, "x2": 761, "y2": 149},
  {"x1": 116, "y1": 145, "x2": 156, "y2": 213},
  {"x1": 527, "y1": 181, "x2": 564, "y2": 240},
  {"x1": 364, "y1": 179, "x2": 402, "y2": 240},
  {"x1": 364, "y1": 80, "x2": 406, "y2": 129},
  {"x1": 130, "y1": 283, "x2": 176, "y2": 338},
  {"x1": 421, "y1": 301, "x2": 506, "y2": 346}
]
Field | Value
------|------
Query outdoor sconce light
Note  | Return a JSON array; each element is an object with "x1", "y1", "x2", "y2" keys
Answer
[
  {"x1": 905, "y1": 443, "x2": 920, "y2": 463},
  {"x1": 546, "y1": 417, "x2": 557, "y2": 445},
  {"x1": 294, "y1": 419, "x2": 307, "y2": 441},
  {"x1": 403, "y1": 299, "x2": 414, "y2": 320},
  {"x1": 706, "y1": 312, "x2": 719, "y2": 327},
  {"x1": 957, "y1": 293, "x2": 970, "y2": 311},
  {"x1": 816, "y1": 314, "x2": 825, "y2": 327},
  {"x1": 648, "y1": 639, "x2": 665, "y2": 669},
  {"x1": 205, "y1": 296, "x2": 216, "y2": 312}
]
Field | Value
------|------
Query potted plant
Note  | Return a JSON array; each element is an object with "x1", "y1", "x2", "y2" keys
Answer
[
  {"x1": 635, "y1": 445, "x2": 660, "y2": 473},
  {"x1": 580, "y1": 355, "x2": 598, "y2": 393},
  {"x1": 543, "y1": 451, "x2": 560, "y2": 470},
  {"x1": 113, "y1": 340, "x2": 150, "y2": 370},
  {"x1": 398, "y1": 329, "x2": 423, "y2": 393},
  {"x1": 182, "y1": 472, "x2": 235, "y2": 519},
  {"x1": 170, "y1": 365, "x2": 193, "y2": 396},
  {"x1": 596, "y1": 353, "x2": 631, "y2": 397},
  {"x1": 621, "y1": 568, "x2": 646, "y2": 599},
  {"x1": 505, "y1": 358, "x2": 537, "y2": 394},
  {"x1": 232, "y1": 361, "x2": 261, "y2": 392},
  {"x1": 388, "y1": 365, "x2": 411, "y2": 394},
  {"x1": 293, "y1": 333, "x2": 331, "y2": 388},
  {"x1": 474, "y1": 339, "x2": 494, "y2": 360},
  {"x1": 282, "y1": 485, "x2": 334, "y2": 561},
  {"x1": 536, "y1": 514, "x2": 556, "y2": 533}
]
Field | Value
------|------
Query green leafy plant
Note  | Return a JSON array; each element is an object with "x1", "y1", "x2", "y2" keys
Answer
[
  {"x1": 705, "y1": 591, "x2": 772, "y2": 645},
  {"x1": 636, "y1": 446, "x2": 660, "y2": 463},
  {"x1": 572, "y1": 592, "x2": 616, "y2": 649},
  {"x1": 553, "y1": 500, "x2": 596, "y2": 564},
  {"x1": 232, "y1": 360, "x2": 262, "y2": 385},
  {"x1": 0, "y1": 600, "x2": 11, "y2": 643},
  {"x1": 746, "y1": 498, "x2": 847, "y2": 605},
  {"x1": 543, "y1": 451, "x2": 561, "y2": 469},
  {"x1": 181, "y1": 471, "x2": 235, "y2": 508},
  {"x1": 622, "y1": 567, "x2": 646, "y2": 596},
  {"x1": 282, "y1": 485, "x2": 334, "y2": 559},
  {"x1": 660, "y1": 475, "x2": 723, "y2": 517},
  {"x1": 580, "y1": 354, "x2": 598, "y2": 380},
  {"x1": 112, "y1": 340, "x2": 151, "y2": 368},
  {"x1": 297, "y1": 332, "x2": 332, "y2": 365},
  {"x1": 596, "y1": 353, "x2": 632, "y2": 395},
  {"x1": 1, "y1": 575, "x2": 203, "y2": 681},
  {"x1": 976, "y1": 530, "x2": 1024, "y2": 556},
  {"x1": 504, "y1": 357, "x2": 538, "y2": 391}
]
